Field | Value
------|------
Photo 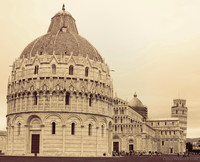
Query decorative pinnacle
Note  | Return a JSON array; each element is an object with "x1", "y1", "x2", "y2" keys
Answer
[
  {"x1": 134, "y1": 92, "x2": 137, "y2": 98},
  {"x1": 62, "y1": 4, "x2": 65, "y2": 11}
]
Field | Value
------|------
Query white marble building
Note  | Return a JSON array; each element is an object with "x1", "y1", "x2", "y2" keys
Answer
[
  {"x1": 113, "y1": 95, "x2": 187, "y2": 154},
  {"x1": 5, "y1": 5, "x2": 187, "y2": 156},
  {"x1": 6, "y1": 5, "x2": 113, "y2": 157}
]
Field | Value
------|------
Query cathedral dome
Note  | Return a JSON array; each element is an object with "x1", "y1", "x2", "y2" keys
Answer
[
  {"x1": 128, "y1": 93, "x2": 144, "y2": 107},
  {"x1": 19, "y1": 5, "x2": 103, "y2": 63}
]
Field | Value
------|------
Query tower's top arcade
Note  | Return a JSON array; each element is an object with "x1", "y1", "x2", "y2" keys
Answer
[{"x1": 172, "y1": 99, "x2": 186, "y2": 108}]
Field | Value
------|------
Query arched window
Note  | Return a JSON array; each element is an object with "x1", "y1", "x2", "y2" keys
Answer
[
  {"x1": 52, "y1": 64, "x2": 56, "y2": 74},
  {"x1": 85, "y1": 67, "x2": 89, "y2": 77},
  {"x1": 115, "y1": 125, "x2": 117, "y2": 132},
  {"x1": 115, "y1": 117, "x2": 117, "y2": 123},
  {"x1": 88, "y1": 124, "x2": 92, "y2": 136},
  {"x1": 18, "y1": 123, "x2": 21, "y2": 135},
  {"x1": 71, "y1": 123, "x2": 75, "y2": 135},
  {"x1": 101, "y1": 125, "x2": 104, "y2": 137},
  {"x1": 33, "y1": 92, "x2": 37, "y2": 105},
  {"x1": 162, "y1": 141, "x2": 164, "y2": 146},
  {"x1": 176, "y1": 110, "x2": 178, "y2": 114},
  {"x1": 52, "y1": 122, "x2": 56, "y2": 134},
  {"x1": 65, "y1": 92, "x2": 70, "y2": 105},
  {"x1": 89, "y1": 95, "x2": 92, "y2": 107},
  {"x1": 34, "y1": 65, "x2": 39, "y2": 74},
  {"x1": 69, "y1": 65, "x2": 73, "y2": 75}
]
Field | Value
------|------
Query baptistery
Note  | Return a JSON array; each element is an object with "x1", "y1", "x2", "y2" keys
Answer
[{"x1": 6, "y1": 5, "x2": 113, "y2": 156}]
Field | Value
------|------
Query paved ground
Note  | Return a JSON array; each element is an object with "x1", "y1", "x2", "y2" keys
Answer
[{"x1": 0, "y1": 155, "x2": 200, "y2": 162}]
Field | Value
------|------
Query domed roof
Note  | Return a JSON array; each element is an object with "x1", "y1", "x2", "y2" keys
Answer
[
  {"x1": 128, "y1": 93, "x2": 144, "y2": 107},
  {"x1": 19, "y1": 5, "x2": 103, "y2": 63}
]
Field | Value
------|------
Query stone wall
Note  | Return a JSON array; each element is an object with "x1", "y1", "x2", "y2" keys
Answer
[{"x1": 6, "y1": 113, "x2": 112, "y2": 156}]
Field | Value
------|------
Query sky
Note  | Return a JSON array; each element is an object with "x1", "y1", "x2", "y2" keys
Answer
[{"x1": 0, "y1": 0, "x2": 200, "y2": 138}]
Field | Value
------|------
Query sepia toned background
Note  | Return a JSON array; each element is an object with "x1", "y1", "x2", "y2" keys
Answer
[{"x1": 0, "y1": 0, "x2": 200, "y2": 138}]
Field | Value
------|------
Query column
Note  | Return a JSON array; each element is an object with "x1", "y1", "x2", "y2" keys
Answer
[
  {"x1": 81, "y1": 125, "x2": 84, "y2": 156},
  {"x1": 63, "y1": 92, "x2": 66, "y2": 111},
  {"x1": 40, "y1": 124, "x2": 45, "y2": 155},
  {"x1": 108, "y1": 129, "x2": 112, "y2": 155},
  {"x1": 62, "y1": 125, "x2": 66, "y2": 153},
  {"x1": 24, "y1": 125, "x2": 30, "y2": 155},
  {"x1": 11, "y1": 126, "x2": 14, "y2": 154},
  {"x1": 57, "y1": 93, "x2": 59, "y2": 109},
  {"x1": 19, "y1": 95, "x2": 22, "y2": 112},
  {"x1": 96, "y1": 127, "x2": 99, "y2": 156},
  {"x1": 86, "y1": 96, "x2": 89, "y2": 112},
  {"x1": 106, "y1": 128, "x2": 109, "y2": 155},
  {"x1": 70, "y1": 94, "x2": 72, "y2": 111},
  {"x1": 43, "y1": 93, "x2": 45, "y2": 111},
  {"x1": 6, "y1": 127, "x2": 8, "y2": 154},
  {"x1": 97, "y1": 97, "x2": 99, "y2": 113},
  {"x1": 76, "y1": 94, "x2": 78, "y2": 112},
  {"x1": 25, "y1": 94, "x2": 28, "y2": 111},
  {"x1": 50, "y1": 93, "x2": 52, "y2": 111},
  {"x1": 16, "y1": 96, "x2": 19, "y2": 112},
  {"x1": 37, "y1": 93, "x2": 39, "y2": 110},
  {"x1": 24, "y1": 125, "x2": 27, "y2": 154}
]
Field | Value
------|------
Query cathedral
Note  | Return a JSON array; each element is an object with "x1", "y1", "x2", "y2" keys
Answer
[{"x1": 5, "y1": 5, "x2": 187, "y2": 156}]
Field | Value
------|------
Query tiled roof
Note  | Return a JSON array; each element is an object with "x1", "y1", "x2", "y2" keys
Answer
[{"x1": 19, "y1": 8, "x2": 103, "y2": 63}]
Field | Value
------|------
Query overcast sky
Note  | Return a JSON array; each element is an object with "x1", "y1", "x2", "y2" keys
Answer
[{"x1": 0, "y1": 0, "x2": 200, "y2": 138}]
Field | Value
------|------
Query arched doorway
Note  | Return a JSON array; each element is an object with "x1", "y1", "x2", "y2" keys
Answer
[
  {"x1": 129, "y1": 139, "x2": 134, "y2": 151},
  {"x1": 113, "y1": 135, "x2": 120, "y2": 153},
  {"x1": 26, "y1": 115, "x2": 42, "y2": 155}
]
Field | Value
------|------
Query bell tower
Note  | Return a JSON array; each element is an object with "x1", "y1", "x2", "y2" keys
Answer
[{"x1": 171, "y1": 99, "x2": 188, "y2": 138}]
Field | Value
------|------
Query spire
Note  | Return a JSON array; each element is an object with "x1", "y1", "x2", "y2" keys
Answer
[
  {"x1": 134, "y1": 92, "x2": 137, "y2": 98},
  {"x1": 62, "y1": 4, "x2": 65, "y2": 11}
]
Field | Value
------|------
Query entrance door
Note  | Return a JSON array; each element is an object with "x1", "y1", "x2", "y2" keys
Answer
[
  {"x1": 170, "y1": 148, "x2": 173, "y2": 153},
  {"x1": 129, "y1": 144, "x2": 134, "y2": 151},
  {"x1": 113, "y1": 142, "x2": 119, "y2": 153},
  {"x1": 31, "y1": 134, "x2": 40, "y2": 153}
]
